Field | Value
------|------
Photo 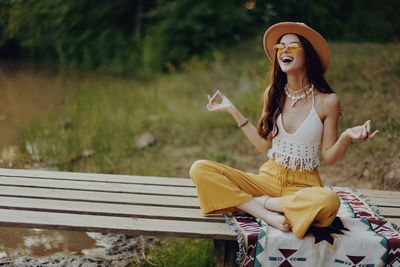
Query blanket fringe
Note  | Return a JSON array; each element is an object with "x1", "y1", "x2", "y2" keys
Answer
[
  {"x1": 349, "y1": 186, "x2": 385, "y2": 220},
  {"x1": 223, "y1": 215, "x2": 246, "y2": 265},
  {"x1": 350, "y1": 186, "x2": 400, "y2": 231}
]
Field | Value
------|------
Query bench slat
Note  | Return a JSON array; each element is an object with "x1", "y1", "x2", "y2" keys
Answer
[
  {"x1": 0, "y1": 168, "x2": 194, "y2": 187},
  {"x1": 378, "y1": 207, "x2": 400, "y2": 218},
  {"x1": 2, "y1": 194, "x2": 396, "y2": 222},
  {"x1": 390, "y1": 218, "x2": 400, "y2": 226},
  {"x1": 0, "y1": 186, "x2": 397, "y2": 212},
  {"x1": 0, "y1": 169, "x2": 398, "y2": 235},
  {"x1": 358, "y1": 189, "x2": 400, "y2": 198},
  {"x1": 2, "y1": 169, "x2": 398, "y2": 199},
  {"x1": 0, "y1": 192, "x2": 396, "y2": 220},
  {"x1": 1, "y1": 169, "x2": 398, "y2": 199},
  {"x1": 367, "y1": 197, "x2": 400, "y2": 207},
  {"x1": 0, "y1": 196, "x2": 222, "y2": 222},
  {"x1": 0, "y1": 196, "x2": 396, "y2": 238},
  {"x1": 0, "y1": 177, "x2": 197, "y2": 197},
  {"x1": 0, "y1": 186, "x2": 200, "y2": 208},
  {"x1": 0, "y1": 208, "x2": 236, "y2": 240}
]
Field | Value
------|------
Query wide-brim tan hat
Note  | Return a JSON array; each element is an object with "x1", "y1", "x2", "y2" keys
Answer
[{"x1": 263, "y1": 22, "x2": 330, "y2": 72}]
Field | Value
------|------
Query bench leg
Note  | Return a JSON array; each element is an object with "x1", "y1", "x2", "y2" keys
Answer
[{"x1": 214, "y1": 240, "x2": 238, "y2": 267}]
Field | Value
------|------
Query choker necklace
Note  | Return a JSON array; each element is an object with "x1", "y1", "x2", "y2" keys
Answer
[{"x1": 284, "y1": 83, "x2": 314, "y2": 107}]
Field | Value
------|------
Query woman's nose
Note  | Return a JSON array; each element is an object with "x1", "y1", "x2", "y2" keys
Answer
[{"x1": 282, "y1": 45, "x2": 290, "y2": 53}]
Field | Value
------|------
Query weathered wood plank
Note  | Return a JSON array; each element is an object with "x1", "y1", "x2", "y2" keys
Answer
[
  {"x1": 0, "y1": 184, "x2": 397, "y2": 213},
  {"x1": 367, "y1": 197, "x2": 400, "y2": 207},
  {"x1": 358, "y1": 189, "x2": 400, "y2": 198},
  {"x1": 0, "y1": 196, "x2": 222, "y2": 222},
  {"x1": 0, "y1": 168, "x2": 398, "y2": 237},
  {"x1": 390, "y1": 218, "x2": 400, "y2": 226},
  {"x1": 0, "y1": 177, "x2": 198, "y2": 197},
  {"x1": 3, "y1": 168, "x2": 399, "y2": 199},
  {"x1": 377, "y1": 207, "x2": 400, "y2": 218},
  {"x1": 0, "y1": 186, "x2": 200, "y2": 208},
  {"x1": 0, "y1": 209, "x2": 236, "y2": 240},
  {"x1": 0, "y1": 192, "x2": 396, "y2": 221},
  {"x1": 0, "y1": 168, "x2": 194, "y2": 187},
  {"x1": 214, "y1": 240, "x2": 238, "y2": 267},
  {"x1": 214, "y1": 240, "x2": 226, "y2": 267},
  {"x1": 2, "y1": 169, "x2": 399, "y2": 198}
]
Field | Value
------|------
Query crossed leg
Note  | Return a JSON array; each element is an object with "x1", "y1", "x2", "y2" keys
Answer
[
  {"x1": 254, "y1": 195, "x2": 283, "y2": 212},
  {"x1": 191, "y1": 158, "x2": 340, "y2": 238},
  {"x1": 237, "y1": 199, "x2": 290, "y2": 232},
  {"x1": 249, "y1": 188, "x2": 342, "y2": 239},
  {"x1": 190, "y1": 159, "x2": 291, "y2": 233}
]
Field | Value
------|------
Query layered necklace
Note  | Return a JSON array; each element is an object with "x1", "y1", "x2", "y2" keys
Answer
[{"x1": 284, "y1": 83, "x2": 314, "y2": 107}]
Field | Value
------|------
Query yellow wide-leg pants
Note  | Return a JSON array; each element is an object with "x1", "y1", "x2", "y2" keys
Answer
[{"x1": 189, "y1": 157, "x2": 340, "y2": 239}]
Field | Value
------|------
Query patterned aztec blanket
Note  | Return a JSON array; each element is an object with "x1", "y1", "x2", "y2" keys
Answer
[{"x1": 224, "y1": 186, "x2": 400, "y2": 267}]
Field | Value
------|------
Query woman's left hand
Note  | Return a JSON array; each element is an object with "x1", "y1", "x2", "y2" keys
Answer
[{"x1": 345, "y1": 120, "x2": 379, "y2": 141}]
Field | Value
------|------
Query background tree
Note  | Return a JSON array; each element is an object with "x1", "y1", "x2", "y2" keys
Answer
[{"x1": 0, "y1": 0, "x2": 398, "y2": 74}]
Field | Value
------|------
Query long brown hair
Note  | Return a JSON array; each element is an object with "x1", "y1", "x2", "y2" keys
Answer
[{"x1": 257, "y1": 34, "x2": 335, "y2": 140}]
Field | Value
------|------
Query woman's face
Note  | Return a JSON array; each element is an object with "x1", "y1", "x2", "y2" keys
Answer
[{"x1": 276, "y1": 34, "x2": 305, "y2": 74}]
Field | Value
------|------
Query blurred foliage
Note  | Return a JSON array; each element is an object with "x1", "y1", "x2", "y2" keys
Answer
[
  {"x1": 142, "y1": 0, "x2": 257, "y2": 72},
  {"x1": 0, "y1": 0, "x2": 157, "y2": 72},
  {"x1": 0, "y1": 0, "x2": 399, "y2": 74}
]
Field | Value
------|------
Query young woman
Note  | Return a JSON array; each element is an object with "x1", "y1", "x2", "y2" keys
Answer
[{"x1": 189, "y1": 22, "x2": 378, "y2": 239}]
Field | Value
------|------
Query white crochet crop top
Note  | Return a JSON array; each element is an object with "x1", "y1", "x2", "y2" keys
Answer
[{"x1": 267, "y1": 90, "x2": 323, "y2": 171}]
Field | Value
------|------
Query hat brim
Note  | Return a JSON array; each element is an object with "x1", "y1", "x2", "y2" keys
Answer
[{"x1": 263, "y1": 22, "x2": 330, "y2": 72}]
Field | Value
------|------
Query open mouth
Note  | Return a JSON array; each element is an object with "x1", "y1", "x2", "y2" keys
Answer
[{"x1": 281, "y1": 56, "x2": 294, "y2": 63}]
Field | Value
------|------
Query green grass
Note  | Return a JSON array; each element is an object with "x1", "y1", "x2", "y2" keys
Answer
[
  {"x1": 3, "y1": 39, "x2": 400, "y2": 265},
  {"x1": 128, "y1": 238, "x2": 214, "y2": 267}
]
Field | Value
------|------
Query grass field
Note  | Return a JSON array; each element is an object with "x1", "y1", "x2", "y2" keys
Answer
[{"x1": 2, "y1": 39, "x2": 399, "y2": 266}]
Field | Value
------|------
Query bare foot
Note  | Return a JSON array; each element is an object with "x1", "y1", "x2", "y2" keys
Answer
[{"x1": 262, "y1": 211, "x2": 290, "y2": 232}]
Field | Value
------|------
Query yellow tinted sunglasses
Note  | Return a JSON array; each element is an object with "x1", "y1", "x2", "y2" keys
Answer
[{"x1": 273, "y1": 43, "x2": 301, "y2": 54}]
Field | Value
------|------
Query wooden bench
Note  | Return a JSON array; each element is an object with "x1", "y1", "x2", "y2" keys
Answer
[
  {"x1": 0, "y1": 168, "x2": 238, "y2": 266},
  {"x1": 0, "y1": 168, "x2": 398, "y2": 266}
]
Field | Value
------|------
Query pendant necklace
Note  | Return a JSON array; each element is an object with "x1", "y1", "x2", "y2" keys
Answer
[{"x1": 284, "y1": 83, "x2": 314, "y2": 107}]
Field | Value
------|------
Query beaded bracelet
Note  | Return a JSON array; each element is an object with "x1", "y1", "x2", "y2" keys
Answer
[{"x1": 238, "y1": 119, "x2": 249, "y2": 128}]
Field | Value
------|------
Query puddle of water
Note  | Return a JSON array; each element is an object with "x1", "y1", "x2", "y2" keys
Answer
[
  {"x1": 0, "y1": 62, "x2": 107, "y2": 259},
  {"x1": 0, "y1": 227, "x2": 100, "y2": 260}
]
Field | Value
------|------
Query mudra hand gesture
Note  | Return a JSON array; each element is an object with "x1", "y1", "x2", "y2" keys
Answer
[
  {"x1": 207, "y1": 90, "x2": 235, "y2": 113},
  {"x1": 345, "y1": 120, "x2": 379, "y2": 141}
]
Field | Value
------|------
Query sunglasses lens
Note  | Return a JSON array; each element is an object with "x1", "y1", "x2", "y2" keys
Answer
[
  {"x1": 274, "y1": 44, "x2": 284, "y2": 54},
  {"x1": 288, "y1": 44, "x2": 300, "y2": 53},
  {"x1": 274, "y1": 44, "x2": 301, "y2": 55},
  {"x1": 288, "y1": 47, "x2": 299, "y2": 53}
]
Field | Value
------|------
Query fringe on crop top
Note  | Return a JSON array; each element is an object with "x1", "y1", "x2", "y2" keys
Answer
[{"x1": 266, "y1": 90, "x2": 323, "y2": 172}]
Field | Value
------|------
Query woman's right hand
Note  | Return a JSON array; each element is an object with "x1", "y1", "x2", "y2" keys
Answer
[
  {"x1": 207, "y1": 90, "x2": 235, "y2": 113},
  {"x1": 344, "y1": 120, "x2": 379, "y2": 141}
]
